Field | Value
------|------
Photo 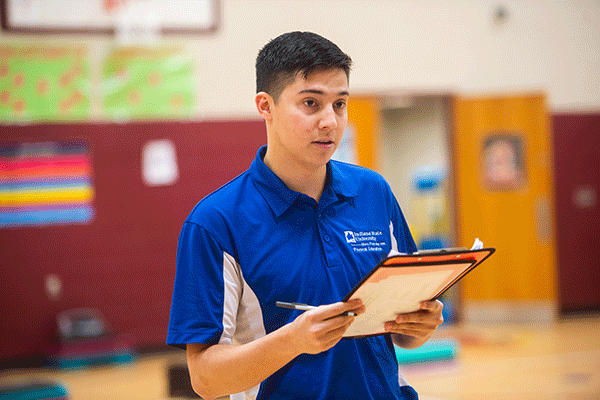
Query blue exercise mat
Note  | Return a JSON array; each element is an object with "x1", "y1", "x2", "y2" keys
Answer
[{"x1": 0, "y1": 381, "x2": 69, "y2": 399}]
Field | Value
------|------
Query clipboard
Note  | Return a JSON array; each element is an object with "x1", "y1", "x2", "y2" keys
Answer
[{"x1": 342, "y1": 247, "x2": 495, "y2": 338}]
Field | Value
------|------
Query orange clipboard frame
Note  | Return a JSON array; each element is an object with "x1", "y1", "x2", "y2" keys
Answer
[{"x1": 342, "y1": 247, "x2": 495, "y2": 338}]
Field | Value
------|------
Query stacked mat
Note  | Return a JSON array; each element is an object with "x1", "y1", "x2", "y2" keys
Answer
[
  {"x1": 394, "y1": 339, "x2": 458, "y2": 365},
  {"x1": 0, "y1": 381, "x2": 69, "y2": 400},
  {"x1": 46, "y1": 308, "x2": 135, "y2": 370},
  {"x1": 46, "y1": 333, "x2": 135, "y2": 370}
]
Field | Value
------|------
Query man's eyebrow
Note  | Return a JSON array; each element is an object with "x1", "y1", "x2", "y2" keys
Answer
[{"x1": 298, "y1": 89, "x2": 350, "y2": 97}]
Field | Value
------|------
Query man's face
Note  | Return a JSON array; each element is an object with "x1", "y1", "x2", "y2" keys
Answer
[{"x1": 266, "y1": 68, "x2": 349, "y2": 173}]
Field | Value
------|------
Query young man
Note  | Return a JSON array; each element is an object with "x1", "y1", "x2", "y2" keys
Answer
[{"x1": 167, "y1": 31, "x2": 443, "y2": 400}]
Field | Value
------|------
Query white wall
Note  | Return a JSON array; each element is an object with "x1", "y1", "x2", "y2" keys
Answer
[
  {"x1": 1, "y1": 0, "x2": 599, "y2": 119},
  {"x1": 380, "y1": 98, "x2": 449, "y2": 223}
]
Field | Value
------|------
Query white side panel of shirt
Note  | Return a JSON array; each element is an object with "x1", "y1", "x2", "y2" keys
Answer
[
  {"x1": 220, "y1": 251, "x2": 265, "y2": 400},
  {"x1": 388, "y1": 220, "x2": 403, "y2": 256}
]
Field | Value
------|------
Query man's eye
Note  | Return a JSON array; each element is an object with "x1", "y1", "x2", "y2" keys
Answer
[
  {"x1": 335, "y1": 101, "x2": 347, "y2": 109},
  {"x1": 304, "y1": 99, "x2": 317, "y2": 107}
]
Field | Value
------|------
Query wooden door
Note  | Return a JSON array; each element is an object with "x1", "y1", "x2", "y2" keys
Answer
[{"x1": 452, "y1": 94, "x2": 557, "y2": 304}]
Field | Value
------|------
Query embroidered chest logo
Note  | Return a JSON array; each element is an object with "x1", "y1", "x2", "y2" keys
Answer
[{"x1": 344, "y1": 230, "x2": 386, "y2": 252}]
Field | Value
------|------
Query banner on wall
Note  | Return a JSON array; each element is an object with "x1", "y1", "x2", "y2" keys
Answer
[
  {"x1": 0, "y1": 46, "x2": 91, "y2": 122},
  {"x1": 101, "y1": 47, "x2": 194, "y2": 120},
  {"x1": 0, "y1": 141, "x2": 95, "y2": 228}
]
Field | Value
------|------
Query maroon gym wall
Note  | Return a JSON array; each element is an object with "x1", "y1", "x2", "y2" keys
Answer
[
  {"x1": 552, "y1": 113, "x2": 600, "y2": 313},
  {"x1": 0, "y1": 120, "x2": 266, "y2": 361}
]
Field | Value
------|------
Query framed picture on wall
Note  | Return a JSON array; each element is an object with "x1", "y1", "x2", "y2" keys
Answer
[
  {"x1": 0, "y1": 0, "x2": 219, "y2": 35},
  {"x1": 481, "y1": 133, "x2": 527, "y2": 191}
]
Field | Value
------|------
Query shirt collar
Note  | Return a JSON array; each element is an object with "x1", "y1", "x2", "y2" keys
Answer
[
  {"x1": 250, "y1": 145, "x2": 358, "y2": 217},
  {"x1": 328, "y1": 157, "x2": 359, "y2": 201}
]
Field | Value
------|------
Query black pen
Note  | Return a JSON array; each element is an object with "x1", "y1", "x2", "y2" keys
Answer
[{"x1": 276, "y1": 301, "x2": 357, "y2": 317}]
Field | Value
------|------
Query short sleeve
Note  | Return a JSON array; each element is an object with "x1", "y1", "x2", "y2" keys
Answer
[{"x1": 167, "y1": 222, "x2": 232, "y2": 349}]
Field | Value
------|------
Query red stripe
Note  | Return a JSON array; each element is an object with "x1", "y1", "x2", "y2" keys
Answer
[
  {"x1": 0, "y1": 155, "x2": 91, "y2": 171},
  {"x1": 0, "y1": 164, "x2": 91, "y2": 179}
]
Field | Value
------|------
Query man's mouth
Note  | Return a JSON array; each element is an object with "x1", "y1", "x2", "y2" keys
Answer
[{"x1": 313, "y1": 139, "x2": 334, "y2": 145}]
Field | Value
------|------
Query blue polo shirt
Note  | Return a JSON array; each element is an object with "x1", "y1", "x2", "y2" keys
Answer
[{"x1": 167, "y1": 145, "x2": 418, "y2": 400}]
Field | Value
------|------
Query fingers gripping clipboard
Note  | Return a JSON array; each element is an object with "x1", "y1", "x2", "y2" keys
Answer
[{"x1": 342, "y1": 247, "x2": 495, "y2": 338}]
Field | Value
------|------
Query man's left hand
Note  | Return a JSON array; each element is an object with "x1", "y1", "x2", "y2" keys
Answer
[{"x1": 384, "y1": 300, "x2": 444, "y2": 348}]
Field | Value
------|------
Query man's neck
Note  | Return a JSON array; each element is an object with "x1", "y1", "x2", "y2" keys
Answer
[{"x1": 263, "y1": 152, "x2": 327, "y2": 203}]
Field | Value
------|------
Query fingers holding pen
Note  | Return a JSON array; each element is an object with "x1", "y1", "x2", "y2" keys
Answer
[
  {"x1": 304, "y1": 299, "x2": 364, "y2": 333},
  {"x1": 322, "y1": 299, "x2": 365, "y2": 319},
  {"x1": 288, "y1": 299, "x2": 364, "y2": 355}
]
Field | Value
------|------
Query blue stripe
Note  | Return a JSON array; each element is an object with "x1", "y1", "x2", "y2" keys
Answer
[
  {"x1": 0, "y1": 179, "x2": 92, "y2": 192},
  {"x1": 0, "y1": 206, "x2": 94, "y2": 227}
]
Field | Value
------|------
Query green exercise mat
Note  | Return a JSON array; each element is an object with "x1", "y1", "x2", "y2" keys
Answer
[{"x1": 395, "y1": 339, "x2": 458, "y2": 364}]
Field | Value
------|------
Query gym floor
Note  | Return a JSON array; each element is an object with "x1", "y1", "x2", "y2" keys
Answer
[{"x1": 1, "y1": 314, "x2": 599, "y2": 400}]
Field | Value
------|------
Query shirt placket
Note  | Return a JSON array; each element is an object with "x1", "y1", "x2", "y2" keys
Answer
[{"x1": 315, "y1": 197, "x2": 343, "y2": 269}]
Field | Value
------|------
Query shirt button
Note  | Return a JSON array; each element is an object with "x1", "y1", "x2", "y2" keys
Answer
[{"x1": 323, "y1": 234, "x2": 331, "y2": 242}]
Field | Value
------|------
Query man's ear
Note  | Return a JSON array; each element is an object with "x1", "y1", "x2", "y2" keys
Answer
[{"x1": 255, "y1": 92, "x2": 273, "y2": 121}]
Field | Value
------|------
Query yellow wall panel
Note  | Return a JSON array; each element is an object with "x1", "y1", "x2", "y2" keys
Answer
[{"x1": 348, "y1": 96, "x2": 380, "y2": 171}]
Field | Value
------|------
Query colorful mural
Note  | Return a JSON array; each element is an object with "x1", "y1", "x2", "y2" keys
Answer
[{"x1": 0, "y1": 141, "x2": 95, "y2": 227}]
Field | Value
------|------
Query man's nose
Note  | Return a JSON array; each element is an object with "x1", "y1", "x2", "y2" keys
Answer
[{"x1": 318, "y1": 104, "x2": 338, "y2": 130}]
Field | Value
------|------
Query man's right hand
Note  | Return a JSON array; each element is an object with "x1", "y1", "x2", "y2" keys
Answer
[{"x1": 286, "y1": 299, "x2": 365, "y2": 355}]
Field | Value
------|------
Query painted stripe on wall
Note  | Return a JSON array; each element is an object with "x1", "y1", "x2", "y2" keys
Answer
[{"x1": 0, "y1": 206, "x2": 94, "y2": 227}]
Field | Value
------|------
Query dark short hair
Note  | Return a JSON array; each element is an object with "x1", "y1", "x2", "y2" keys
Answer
[{"x1": 256, "y1": 31, "x2": 353, "y2": 102}]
